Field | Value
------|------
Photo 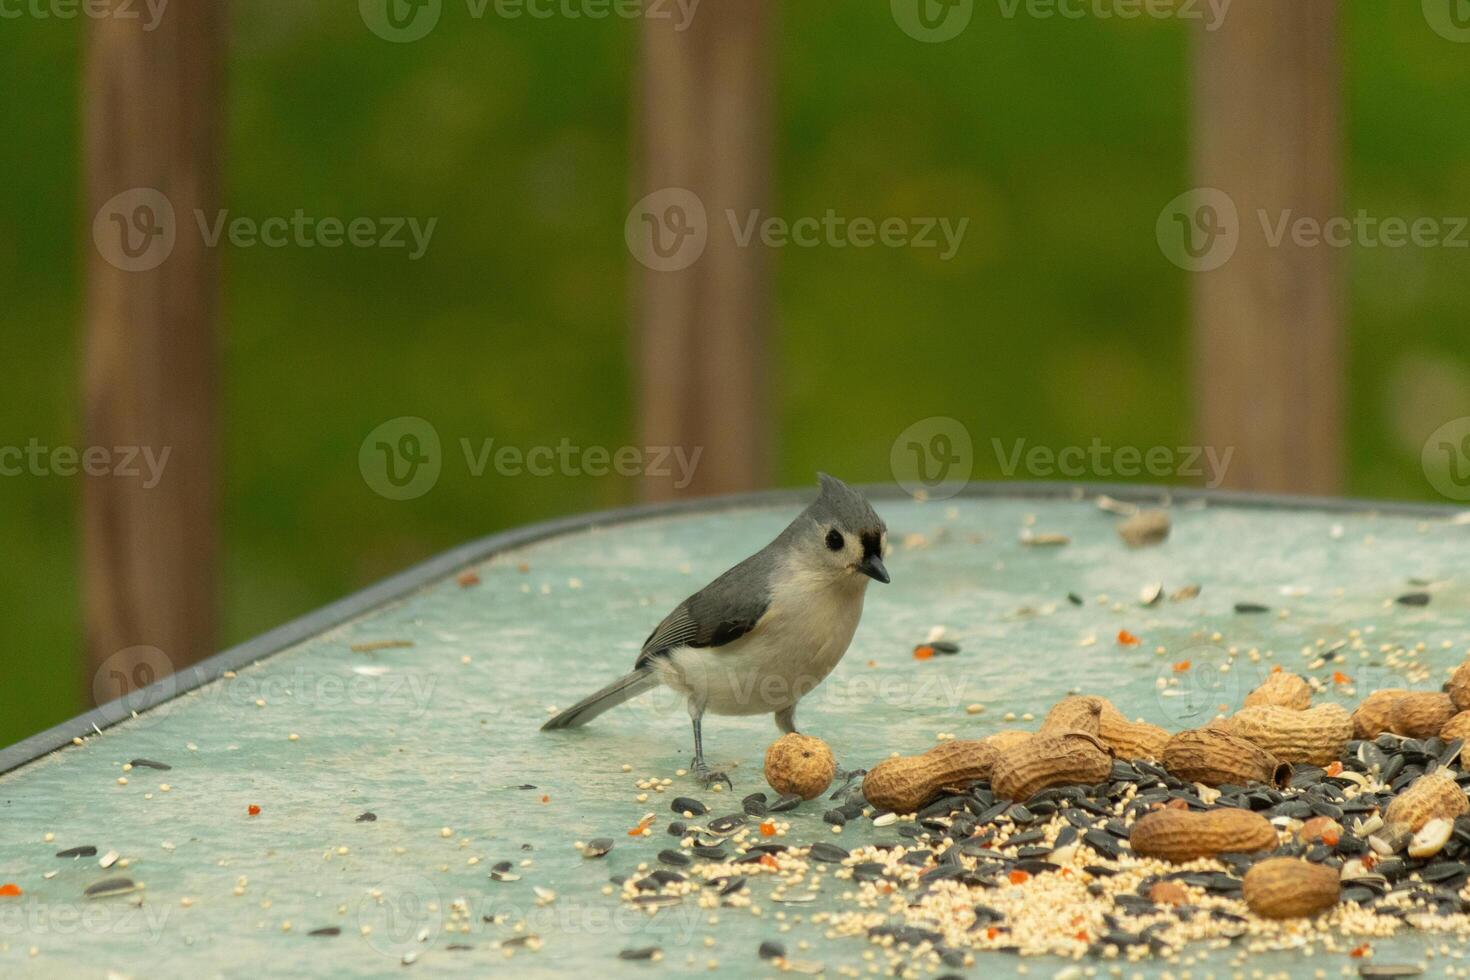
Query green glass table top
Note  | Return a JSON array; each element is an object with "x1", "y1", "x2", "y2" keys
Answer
[{"x1": 2, "y1": 487, "x2": 1468, "y2": 978}]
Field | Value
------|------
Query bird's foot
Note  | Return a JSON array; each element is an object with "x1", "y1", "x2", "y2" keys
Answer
[{"x1": 690, "y1": 758, "x2": 732, "y2": 791}]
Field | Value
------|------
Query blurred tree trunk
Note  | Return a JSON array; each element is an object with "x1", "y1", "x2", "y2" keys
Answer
[
  {"x1": 82, "y1": 0, "x2": 225, "y2": 703},
  {"x1": 633, "y1": 0, "x2": 774, "y2": 500},
  {"x1": 1192, "y1": 0, "x2": 1344, "y2": 494}
]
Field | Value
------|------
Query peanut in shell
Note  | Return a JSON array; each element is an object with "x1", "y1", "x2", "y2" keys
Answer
[
  {"x1": 1128, "y1": 806, "x2": 1278, "y2": 862},
  {"x1": 763, "y1": 733, "x2": 835, "y2": 800},
  {"x1": 1449, "y1": 658, "x2": 1470, "y2": 712},
  {"x1": 1243, "y1": 671, "x2": 1312, "y2": 710},
  {"x1": 1162, "y1": 729, "x2": 1290, "y2": 788},
  {"x1": 862, "y1": 739, "x2": 996, "y2": 814},
  {"x1": 1242, "y1": 857, "x2": 1339, "y2": 919},
  {"x1": 1383, "y1": 770, "x2": 1469, "y2": 833},
  {"x1": 1224, "y1": 703, "x2": 1352, "y2": 767},
  {"x1": 1353, "y1": 689, "x2": 1408, "y2": 740},
  {"x1": 1441, "y1": 710, "x2": 1470, "y2": 744},
  {"x1": 1039, "y1": 696, "x2": 1103, "y2": 737},
  {"x1": 1097, "y1": 700, "x2": 1171, "y2": 760},
  {"x1": 989, "y1": 732, "x2": 1112, "y2": 802},
  {"x1": 1389, "y1": 691, "x2": 1456, "y2": 740}
]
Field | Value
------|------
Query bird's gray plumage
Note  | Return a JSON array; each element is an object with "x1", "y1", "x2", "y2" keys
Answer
[
  {"x1": 541, "y1": 474, "x2": 888, "y2": 786},
  {"x1": 634, "y1": 474, "x2": 878, "y2": 668}
]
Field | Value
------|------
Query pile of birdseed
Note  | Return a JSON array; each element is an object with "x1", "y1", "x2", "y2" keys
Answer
[{"x1": 591, "y1": 737, "x2": 1470, "y2": 976}]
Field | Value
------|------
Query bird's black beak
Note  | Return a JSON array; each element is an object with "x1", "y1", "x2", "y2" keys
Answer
[{"x1": 857, "y1": 554, "x2": 890, "y2": 584}]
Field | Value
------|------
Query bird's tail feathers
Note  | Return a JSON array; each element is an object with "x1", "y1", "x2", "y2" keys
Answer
[{"x1": 540, "y1": 668, "x2": 659, "y2": 730}]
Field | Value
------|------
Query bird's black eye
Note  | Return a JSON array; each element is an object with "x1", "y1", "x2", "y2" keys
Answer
[{"x1": 825, "y1": 529, "x2": 844, "y2": 551}]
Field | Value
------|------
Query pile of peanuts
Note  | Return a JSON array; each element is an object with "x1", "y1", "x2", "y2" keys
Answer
[{"x1": 854, "y1": 656, "x2": 1470, "y2": 940}]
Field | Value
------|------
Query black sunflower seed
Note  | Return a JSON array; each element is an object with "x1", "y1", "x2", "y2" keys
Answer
[
  {"x1": 1396, "y1": 593, "x2": 1431, "y2": 607},
  {"x1": 128, "y1": 758, "x2": 171, "y2": 770},
  {"x1": 808, "y1": 842, "x2": 848, "y2": 863},
  {"x1": 671, "y1": 797, "x2": 708, "y2": 816},
  {"x1": 758, "y1": 940, "x2": 787, "y2": 960},
  {"x1": 84, "y1": 878, "x2": 137, "y2": 899},
  {"x1": 708, "y1": 814, "x2": 745, "y2": 833},
  {"x1": 1084, "y1": 830, "x2": 1122, "y2": 860},
  {"x1": 308, "y1": 926, "x2": 341, "y2": 936},
  {"x1": 57, "y1": 846, "x2": 98, "y2": 858},
  {"x1": 658, "y1": 849, "x2": 691, "y2": 867},
  {"x1": 619, "y1": 946, "x2": 661, "y2": 960},
  {"x1": 743, "y1": 798, "x2": 768, "y2": 817},
  {"x1": 356, "y1": 812, "x2": 377, "y2": 823},
  {"x1": 1234, "y1": 602, "x2": 1270, "y2": 614},
  {"x1": 769, "y1": 794, "x2": 803, "y2": 813},
  {"x1": 718, "y1": 875, "x2": 748, "y2": 895}
]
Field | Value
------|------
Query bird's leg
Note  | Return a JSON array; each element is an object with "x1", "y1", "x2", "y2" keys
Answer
[
  {"x1": 775, "y1": 705, "x2": 863, "y2": 789},
  {"x1": 688, "y1": 700, "x2": 731, "y2": 790}
]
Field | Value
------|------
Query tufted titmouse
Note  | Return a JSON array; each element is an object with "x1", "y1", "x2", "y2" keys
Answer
[{"x1": 542, "y1": 474, "x2": 889, "y2": 787}]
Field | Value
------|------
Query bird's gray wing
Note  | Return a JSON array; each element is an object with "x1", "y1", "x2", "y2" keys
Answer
[{"x1": 635, "y1": 555, "x2": 773, "y2": 669}]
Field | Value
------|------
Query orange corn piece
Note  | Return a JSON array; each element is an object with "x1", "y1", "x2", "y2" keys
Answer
[
  {"x1": 912, "y1": 646, "x2": 935, "y2": 661},
  {"x1": 1117, "y1": 630, "x2": 1141, "y2": 646}
]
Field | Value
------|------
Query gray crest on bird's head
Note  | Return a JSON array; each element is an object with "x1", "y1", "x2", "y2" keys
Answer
[
  {"x1": 809, "y1": 473, "x2": 885, "y2": 534},
  {"x1": 792, "y1": 473, "x2": 889, "y2": 583}
]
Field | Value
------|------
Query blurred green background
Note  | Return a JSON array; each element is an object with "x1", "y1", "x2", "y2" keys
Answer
[{"x1": 1, "y1": 1, "x2": 1467, "y2": 748}]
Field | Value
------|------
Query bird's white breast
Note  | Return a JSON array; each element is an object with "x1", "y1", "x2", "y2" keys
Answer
[{"x1": 657, "y1": 560, "x2": 869, "y2": 717}]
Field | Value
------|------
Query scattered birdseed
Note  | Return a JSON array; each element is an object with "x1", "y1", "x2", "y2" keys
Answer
[
  {"x1": 56, "y1": 846, "x2": 97, "y2": 859},
  {"x1": 128, "y1": 758, "x2": 171, "y2": 770},
  {"x1": 356, "y1": 812, "x2": 377, "y2": 822}
]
